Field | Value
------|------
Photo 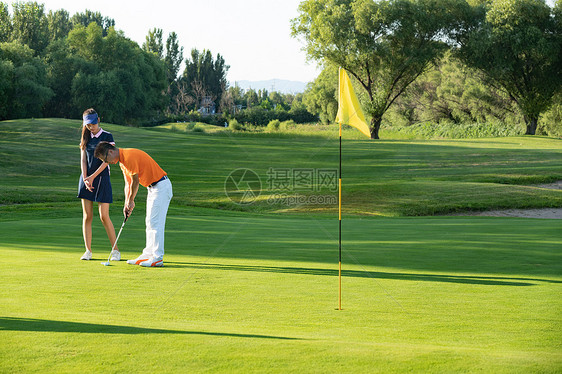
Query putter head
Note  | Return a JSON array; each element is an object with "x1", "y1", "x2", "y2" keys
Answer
[{"x1": 101, "y1": 261, "x2": 110, "y2": 266}]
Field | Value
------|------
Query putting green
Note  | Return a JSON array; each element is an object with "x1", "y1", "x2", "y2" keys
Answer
[{"x1": 1, "y1": 208, "x2": 561, "y2": 372}]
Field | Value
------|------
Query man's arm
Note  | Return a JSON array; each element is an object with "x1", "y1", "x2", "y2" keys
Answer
[{"x1": 124, "y1": 173, "x2": 139, "y2": 217}]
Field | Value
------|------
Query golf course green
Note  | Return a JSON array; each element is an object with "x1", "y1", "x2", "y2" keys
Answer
[{"x1": 1, "y1": 119, "x2": 561, "y2": 372}]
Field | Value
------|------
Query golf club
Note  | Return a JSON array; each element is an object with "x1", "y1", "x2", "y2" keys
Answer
[{"x1": 101, "y1": 214, "x2": 129, "y2": 266}]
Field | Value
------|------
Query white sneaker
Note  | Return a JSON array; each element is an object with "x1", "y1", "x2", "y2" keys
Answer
[
  {"x1": 126, "y1": 255, "x2": 150, "y2": 265},
  {"x1": 110, "y1": 250, "x2": 121, "y2": 261},
  {"x1": 139, "y1": 258, "x2": 163, "y2": 267},
  {"x1": 80, "y1": 250, "x2": 92, "y2": 260}
]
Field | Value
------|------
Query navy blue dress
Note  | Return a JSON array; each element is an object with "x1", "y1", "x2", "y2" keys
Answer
[{"x1": 77, "y1": 129, "x2": 114, "y2": 203}]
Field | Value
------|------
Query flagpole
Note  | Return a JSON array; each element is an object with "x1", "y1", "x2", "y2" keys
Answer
[
  {"x1": 338, "y1": 67, "x2": 343, "y2": 311},
  {"x1": 335, "y1": 66, "x2": 370, "y2": 311},
  {"x1": 338, "y1": 120, "x2": 342, "y2": 311}
]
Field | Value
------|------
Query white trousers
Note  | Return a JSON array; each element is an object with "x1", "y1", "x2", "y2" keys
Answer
[{"x1": 142, "y1": 178, "x2": 172, "y2": 260}]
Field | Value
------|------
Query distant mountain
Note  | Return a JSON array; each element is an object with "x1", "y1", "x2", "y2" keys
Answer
[{"x1": 231, "y1": 79, "x2": 308, "y2": 94}]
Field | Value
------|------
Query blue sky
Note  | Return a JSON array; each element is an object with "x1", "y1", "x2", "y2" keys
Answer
[{"x1": 40, "y1": 0, "x2": 321, "y2": 83}]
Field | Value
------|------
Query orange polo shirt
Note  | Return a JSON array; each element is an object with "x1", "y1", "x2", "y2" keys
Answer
[{"x1": 119, "y1": 148, "x2": 167, "y2": 187}]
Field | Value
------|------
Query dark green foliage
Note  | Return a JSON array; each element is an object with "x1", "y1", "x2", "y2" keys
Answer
[
  {"x1": 10, "y1": 1, "x2": 49, "y2": 53},
  {"x1": 179, "y1": 48, "x2": 229, "y2": 113},
  {"x1": 302, "y1": 65, "x2": 338, "y2": 124},
  {"x1": 0, "y1": 41, "x2": 52, "y2": 119},
  {"x1": 386, "y1": 53, "x2": 525, "y2": 130},
  {"x1": 539, "y1": 93, "x2": 562, "y2": 138},
  {"x1": 165, "y1": 32, "x2": 183, "y2": 84},
  {"x1": 46, "y1": 9, "x2": 71, "y2": 41},
  {"x1": 70, "y1": 9, "x2": 114, "y2": 37},
  {"x1": 455, "y1": 0, "x2": 562, "y2": 135},
  {"x1": 0, "y1": 2, "x2": 167, "y2": 124},
  {"x1": 142, "y1": 28, "x2": 163, "y2": 58},
  {"x1": 292, "y1": 0, "x2": 469, "y2": 138},
  {"x1": 67, "y1": 24, "x2": 166, "y2": 124},
  {"x1": 0, "y1": 2, "x2": 11, "y2": 43}
]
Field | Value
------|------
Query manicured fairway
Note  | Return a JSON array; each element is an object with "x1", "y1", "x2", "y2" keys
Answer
[
  {"x1": 1, "y1": 208, "x2": 561, "y2": 372},
  {"x1": 1, "y1": 119, "x2": 561, "y2": 217}
]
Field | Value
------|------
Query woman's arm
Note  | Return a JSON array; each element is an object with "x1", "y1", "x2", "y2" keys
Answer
[
  {"x1": 83, "y1": 162, "x2": 109, "y2": 186},
  {"x1": 81, "y1": 149, "x2": 94, "y2": 192}
]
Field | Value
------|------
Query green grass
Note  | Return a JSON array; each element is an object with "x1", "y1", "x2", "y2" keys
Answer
[
  {"x1": 1, "y1": 118, "x2": 561, "y2": 218},
  {"x1": 1, "y1": 209, "x2": 561, "y2": 372},
  {"x1": 1, "y1": 118, "x2": 561, "y2": 372}
]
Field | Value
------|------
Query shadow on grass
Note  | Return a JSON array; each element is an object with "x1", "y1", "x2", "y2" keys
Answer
[
  {"x1": 164, "y1": 262, "x2": 561, "y2": 287},
  {"x1": 0, "y1": 317, "x2": 299, "y2": 340}
]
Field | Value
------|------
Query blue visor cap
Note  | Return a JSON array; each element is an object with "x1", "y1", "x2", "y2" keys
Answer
[{"x1": 83, "y1": 113, "x2": 98, "y2": 126}]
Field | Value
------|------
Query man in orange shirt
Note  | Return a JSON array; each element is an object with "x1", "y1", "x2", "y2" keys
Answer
[{"x1": 94, "y1": 142, "x2": 173, "y2": 267}]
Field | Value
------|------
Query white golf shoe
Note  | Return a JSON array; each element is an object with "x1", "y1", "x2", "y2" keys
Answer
[
  {"x1": 139, "y1": 258, "x2": 164, "y2": 267},
  {"x1": 80, "y1": 250, "x2": 92, "y2": 260},
  {"x1": 126, "y1": 255, "x2": 150, "y2": 265},
  {"x1": 110, "y1": 250, "x2": 121, "y2": 261}
]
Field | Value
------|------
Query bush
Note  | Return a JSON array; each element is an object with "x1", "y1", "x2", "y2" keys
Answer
[
  {"x1": 191, "y1": 125, "x2": 205, "y2": 133},
  {"x1": 385, "y1": 120, "x2": 525, "y2": 139},
  {"x1": 279, "y1": 120, "x2": 296, "y2": 131},
  {"x1": 538, "y1": 98, "x2": 562, "y2": 138},
  {"x1": 229, "y1": 119, "x2": 242, "y2": 131},
  {"x1": 267, "y1": 119, "x2": 281, "y2": 132}
]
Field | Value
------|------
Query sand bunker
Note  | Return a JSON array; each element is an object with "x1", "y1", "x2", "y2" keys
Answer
[{"x1": 451, "y1": 181, "x2": 562, "y2": 219}]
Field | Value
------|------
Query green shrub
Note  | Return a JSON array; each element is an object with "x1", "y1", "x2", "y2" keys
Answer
[
  {"x1": 279, "y1": 120, "x2": 296, "y2": 131},
  {"x1": 192, "y1": 125, "x2": 205, "y2": 133},
  {"x1": 229, "y1": 119, "x2": 242, "y2": 131},
  {"x1": 267, "y1": 119, "x2": 281, "y2": 132},
  {"x1": 385, "y1": 120, "x2": 525, "y2": 139},
  {"x1": 538, "y1": 99, "x2": 562, "y2": 138}
]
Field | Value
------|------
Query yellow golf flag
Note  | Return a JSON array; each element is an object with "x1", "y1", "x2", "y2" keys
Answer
[{"x1": 335, "y1": 68, "x2": 371, "y2": 138}]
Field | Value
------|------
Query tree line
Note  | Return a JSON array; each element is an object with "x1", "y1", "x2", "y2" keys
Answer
[
  {"x1": 0, "y1": 1, "x2": 316, "y2": 126},
  {"x1": 2, "y1": 0, "x2": 560, "y2": 136},
  {"x1": 0, "y1": 2, "x2": 166, "y2": 123},
  {"x1": 293, "y1": 0, "x2": 562, "y2": 138}
]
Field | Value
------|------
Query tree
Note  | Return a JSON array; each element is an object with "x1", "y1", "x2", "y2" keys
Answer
[
  {"x1": 71, "y1": 10, "x2": 114, "y2": 37},
  {"x1": 388, "y1": 52, "x2": 523, "y2": 127},
  {"x1": 0, "y1": 41, "x2": 53, "y2": 119},
  {"x1": 143, "y1": 28, "x2": 163, "y2": 58},
  {"x1": 163, "y1": 31, "x2": 184, "y2": 115},
  {"x1": 456, "y1": 0, "x2": 562, "y2": 135},
  {"x1": 165, "y1": 32, "x2": 183, "y2": 84},
  {"x1": 43, "y1": 38, "x2": 90, "y2": 118},
  {"x1": 292, "y1": 0, "x2": 472, "y2": 139},
  {"x1": 244, "y1": 88, "x2": 259, "y2": 108},
  {"x1": 67, "y1": 23, "x2": 166, "y2": 124},
  {"x1": 220, "y1": 84, "x2": 244, "y2": 114},
  {"x1": 180, "y1": 48, "x2": 229, "y2": 111},
  {"x1": 47, "y1": 9, "x2": 71, "y2": 41},
  {"x1": 11, "y1": 1, "x2": 49, "y2": 53},
  {"x1": 0, "y1": 2, "x2": 11, "y2": 43},
  {"x1": 302, "y1": 65, "x2": 338, "y2": 124}
]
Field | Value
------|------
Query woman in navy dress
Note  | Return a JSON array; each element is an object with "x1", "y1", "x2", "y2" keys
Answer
[{"x1": 78, "y1": 108, "x2": 120, "y2": 261}]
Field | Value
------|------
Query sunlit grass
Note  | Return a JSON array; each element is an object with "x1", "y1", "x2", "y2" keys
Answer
[{"x1": 0, "y1": 210, "x2": 561, "y2": 372}]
